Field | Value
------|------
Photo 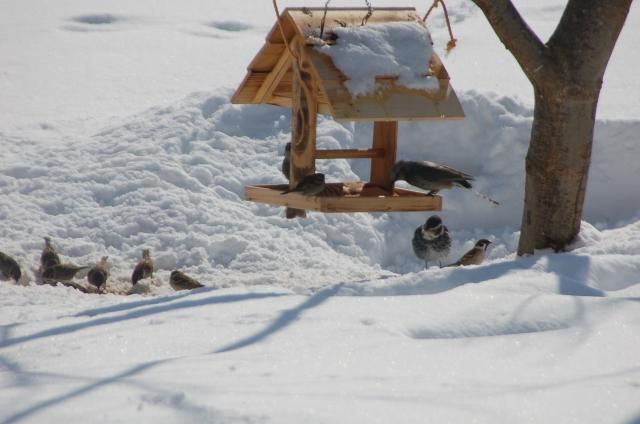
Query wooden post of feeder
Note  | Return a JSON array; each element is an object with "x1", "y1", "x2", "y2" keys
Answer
[
  {"x1": 370, "y1": 121, "x2": 398, "y2": 190},
  {"x1": 286, "y1": 41, "x2": 318, "y2": 219}
]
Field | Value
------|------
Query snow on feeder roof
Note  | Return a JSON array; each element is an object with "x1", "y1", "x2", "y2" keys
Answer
[{"x1": 232, "y1": 7, "x2": 464, "y2": 121}]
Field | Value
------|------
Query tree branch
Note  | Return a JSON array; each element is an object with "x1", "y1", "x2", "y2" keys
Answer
[{"x1": 470, "y1": 0, "x2": 547, "y2": 85}]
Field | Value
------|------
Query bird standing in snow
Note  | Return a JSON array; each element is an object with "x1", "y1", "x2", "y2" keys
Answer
[
  {"x1": 88, "y1": 256, "x2": 109, "y2": 293},
  {"x1": 281, "y1": 142, "x2": 291, "y2": 181},
  {"x1": 40, "y1": 236, "x2": 61, "y2": 271},
  {"x1": 412, "y1": 215, "x2": 451, "y2": 268},
  {"x1": 281, "y1": 173, "x2": 325, "y2": 196},
  {"x1": 445, "y1": 239, "x2": 492, "y2": 267},
  {"x1": 131, "y1": 249, "x2": 154, "y2": 285},
  {"x1": 169, "y1": 270, "x2": 204, "y2": 291},
  {"x1": 0, "y1": 251, "x2": 22, "y2": 282},
  {"x1": 42, "y1": 263, "x2": 89, "y2": 283}
]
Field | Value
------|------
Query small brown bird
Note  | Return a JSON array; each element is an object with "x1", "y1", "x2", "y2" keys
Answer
[
  {"x1": 0, "y1": 251, "x2": 22, "y2": 282},
  {"x1": 131, "y1": 249, "x2": 154, "y2": 285},
  {"x1": 445, "y1": 239, "x2": 492, "y2": 267},
  {"x1": 169, "y1": 270, "x2": 204, "y2": 291},
  {"x1": 42, "y1": 263, "x2": 89, "y2": 283},
  {"x1": 41, "y1": 237, "x2": 61, "y2": 270},
  {"x1": 87, "y1": 256, "x2": 109, "y2": 293},
  {"x1": 281, "y1": 173, "x2": 325, "y2": 196}
]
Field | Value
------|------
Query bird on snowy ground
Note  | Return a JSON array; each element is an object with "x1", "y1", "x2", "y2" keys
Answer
[
  {"x1": 445, "y1": 239, "x2": 492, "y2": 267},
  {"x1": 391, "y1": 160, "x2": 499, "y2": 205},
  {"x1": 131, "y1": 249, "x2": 154, "y2": 285},
  {"x1": 88, "y1": 256, "x2": 109, "y2": 293},
  {"x1": 281, "y1": 142, "x2": 291, "y2": 181},
  {"x1": 169, "y1": 270, "x2": 204, "y2": 291},
  {"x1": 0, "y1": 251, "x2": 22, "y2": 283},
  {"x1": 40, "y1": 236, "x2": 61, "y2": 271},
  {"x1": 412, "y1": 215, "x2": 451, "y2": 268},
  {"x1": 281, "y1": 173, "x2": 325, "y2": 196},
  {"x1": 42, "y1": 263, "x2": 89, "y2": 284}
]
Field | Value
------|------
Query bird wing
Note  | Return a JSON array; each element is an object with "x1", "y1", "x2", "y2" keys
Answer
[{"x1": 421, "y1": 161, "x2": 475, "y2": 181}]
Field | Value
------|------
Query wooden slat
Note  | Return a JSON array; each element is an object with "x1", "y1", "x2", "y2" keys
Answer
[
  {"x1": 253, "y1": 49, "x2": 293, "y2": 103},
  {"x1": 370, "y1": 121, "x2": 398, "y2": 190},
  {"x1": 245, "y1": 183, "x2": 442, "y2": 213},
  {"x1": 315, "y1": 148, "x2": 384, "y2": 159}
]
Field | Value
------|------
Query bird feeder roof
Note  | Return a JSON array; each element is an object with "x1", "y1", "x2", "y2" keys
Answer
[{"x1": 231, "y1": 7, "x2": 465, "y2": 121}]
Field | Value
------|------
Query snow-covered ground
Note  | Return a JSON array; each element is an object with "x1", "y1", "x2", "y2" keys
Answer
[{"x1": 1, "y1": 1, "x2": 639, "y2": 423}]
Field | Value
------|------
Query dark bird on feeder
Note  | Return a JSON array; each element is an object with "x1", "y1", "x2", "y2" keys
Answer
[
  {"x1": 412, "y1": 215, "x2": 451, "y2": 268},
  {"x1": 281, "y1": 142, "x2": 291, "y2": 181},
  {"x1": 42, "y1": 263, "x2": 89, "y2": 283},
  {"x1": 41, "y1": 236, "x2": 61, "y2": 271},
  {"x1": 445, "y1": 239, "x2": 492, "y2": 267},
  {"x1": 170, "y1": 270, "x2": 204, "y2": 291},
  {"x1": 281, "y1": 173, "x2": 326, "y2": 196},
  {"x1": 0, "y1": 251, "x2": 22, "y2": 282},
  {"x1": 391, "y1": 160, "x2": 474, "y2": 195},
  {"x1": 131, "y1": 248, "x2": 154, "y2": 285},
  {"x1": 88, "y1": 256, "x2": 109, "y2": 292}
]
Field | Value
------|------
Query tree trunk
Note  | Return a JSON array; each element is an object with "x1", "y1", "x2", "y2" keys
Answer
[
  {"x1": 518, "y1": 83, "x2": 599, "y2": 254},
  {"x1": 470, "y1": 0, "x2": 632, "y2": 255}
]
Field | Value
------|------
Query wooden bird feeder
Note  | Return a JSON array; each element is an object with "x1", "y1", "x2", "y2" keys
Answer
[{"x1": 232, "y1": 7, "x2": 464, "y2": 218}]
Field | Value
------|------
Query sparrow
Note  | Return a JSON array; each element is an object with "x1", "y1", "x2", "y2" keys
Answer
[
  {"x1": 42, "y1": 263, "x2": 89, "y2": 283},
  {"x1": 40, "y1": 237, "x2": 61, "y2": 271},
  {"x1": 0, "y1": 251, "x2": 21, "y2": 282},
  {"x1": 281, "y1": 173, "x2": 325, "y2": 196},
  {"x1": 391, "y1": 160, "x2": 474, "y2": 195},
  {"x1": 281, "y1": 142, "x2": 291, "y2": 181},
  {"x1": 412, "y1": 215, "x2": 451, "y2": 268},
  {"x1": 131, "y1": 248, "x2": 154, "y2": 285},
  {"x1": 87, "y1": 256, "x2": 109, "y2": 293},
  {"x1": 169, "y1": 270, "x2": 204, "y2": 291},
  {"x1": 445, "y1": 239, "x2": 492, "y2": 267}
]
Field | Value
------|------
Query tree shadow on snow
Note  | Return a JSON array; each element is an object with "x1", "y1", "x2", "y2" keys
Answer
[
  {"x1": 213, "y1": 284, "x2": 340, "y2": 354},
  {"x1": 0, "y1": 291, "x2": 287, "y2": 349}
]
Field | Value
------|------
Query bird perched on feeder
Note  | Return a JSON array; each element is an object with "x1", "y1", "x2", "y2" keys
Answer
[
  {"x1": 87, "y1": 256, "x2": 109, "y2": 293},
  {"x1": 391, "y1": 160, "x2": 499, "y2": 205},
  {"x1": 391, "y1": 160, "x2": 473, "y2": 195},
  {"x1": 131, "y1": 248, "x2": 154, "y2": 285},
  {"x1": 281, "y1": 142, "x2": 291, "y2": 181},
  {"x1": 169, "y1": 270, "x2": 204, "y2": 291},
  {"x1": 445, "y1": 239, "x2": 492, "y2": 267},
  {"x1": 281, "y1": 173, "x2": 325, "y2": 196},
  {"x1": 0, "y1": 251, "x2": 22, "y2": 283},
  {"x1": 40, "y1": 236, "x2": 61, "y2": 271},
  {"x1": 412, "y1": 215, "x2": 451, "y2": 268},
  {"x1": 42, "y1": 263, "x2": 89, "y2": 283}
]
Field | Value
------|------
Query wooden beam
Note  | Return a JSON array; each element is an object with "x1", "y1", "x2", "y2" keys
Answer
[
  {"x1": 315, "y1": 148, "x2": 384, "y2": 160},
  {"x1": 252, "y1": 48, "x2": 293, "y2": 104},
  {"x1": 370, "y1": 121, "x2": 398, "y2": 190}
]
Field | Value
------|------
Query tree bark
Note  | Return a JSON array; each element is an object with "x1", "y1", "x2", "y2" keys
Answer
[{"x1": 470, "y1": 0, "x2": 632, "y2": 255}]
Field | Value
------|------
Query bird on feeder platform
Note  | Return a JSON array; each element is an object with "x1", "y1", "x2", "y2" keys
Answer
[
  {"x1": 412, "y1": 215, "x2": 451, "y2": 268},
  {"x1": 281, "y1": 142, "x2": 291, "y2": 181},
  {"x1": 88, "y1": 256, "x2": 109, "y2": 293},
  {"x1": 391, "y1": 160, "x2": 474, "y2": 195},
  {"x1": 0, "y1": 251, "x2": 22, "y2": 283},
  {"x1": 391, "y1": 160, "x2": 499, "y2": 205},
  {"x1": 281, "y1": 173, "x2": 326, "y2": 196},
  {"x1": 445, "y1": 239, "x2": 492, "y2": 267},
  {"x1": 40, "y1": 236, "x2": 61, "y2": 271},
  {"x1": 169, "y1": 270, "x2": 204, "y2": 291},
  {"x1": 131, "y1": 248, "x2": 154, "y2": 285}
]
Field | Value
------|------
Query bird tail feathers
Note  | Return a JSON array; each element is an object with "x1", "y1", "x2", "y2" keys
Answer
[{"x1": 473, "y1": 190, "x2": 499, "y2": 206}]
